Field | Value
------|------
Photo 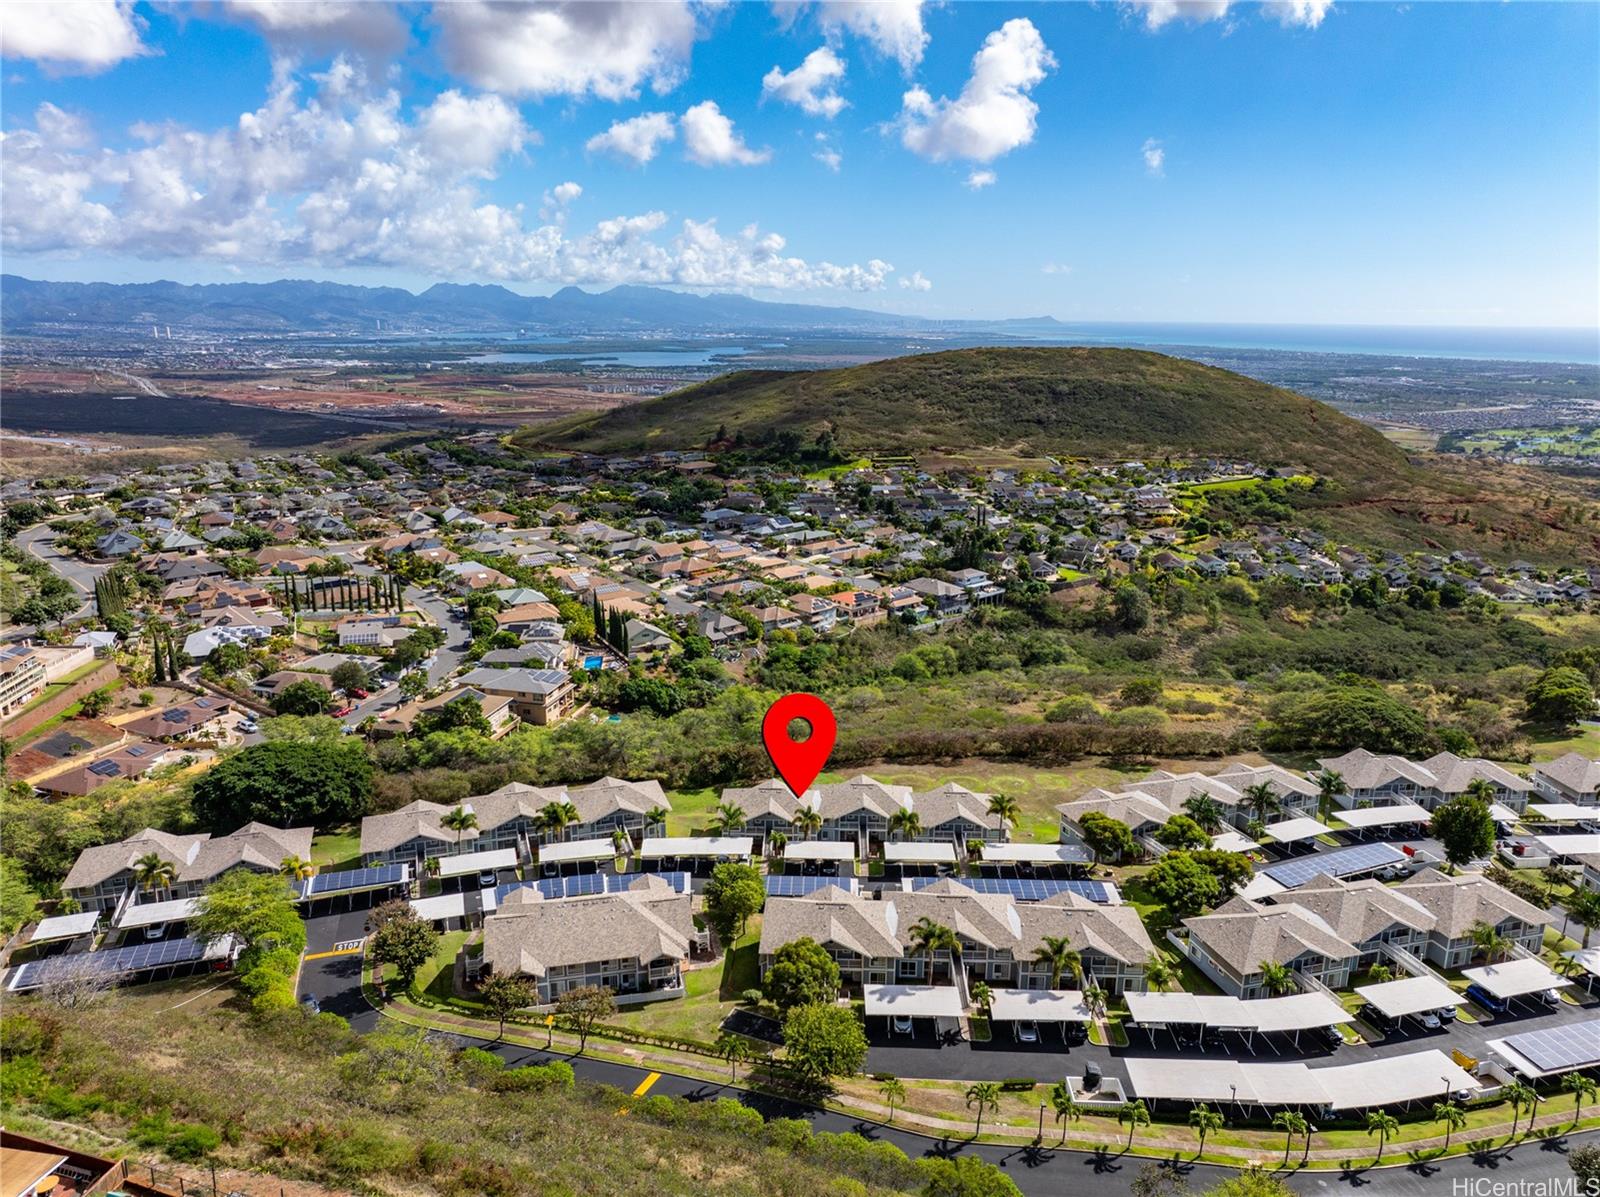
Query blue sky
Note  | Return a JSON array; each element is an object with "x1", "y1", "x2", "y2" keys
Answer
[{"x1": 2, "y1": 1, "x2": 1595, "y2": 327}]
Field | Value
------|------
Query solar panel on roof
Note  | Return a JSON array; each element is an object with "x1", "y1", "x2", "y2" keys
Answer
[
  {"x1": 1261, "y1": 842, "x2": 1407, "y2": 889},
  {"x1": 1501, "y1": 1021, "x2": 1600, "y2": 1073},
  {"x1": 126, "y1": 745, "x2": 149, "y2": 757},
  {"x1": 300, "y1": 863, "x2": 405, "y2": 897},
  {"x1": 89, "y1": 760, "x2": 123, "y2": 776},
  {"x1": 12, "y1": 936, "x2": 210, "y2": 990},
  {"x1": 766, "y1": 874, "x2": 846, "y2": 897},
  {"x1": 504, "y1": 872, "x2": 690, "y2": 902},
  {"x1": 908, "y1": 876, "x2": 1113, "y2": 904}
]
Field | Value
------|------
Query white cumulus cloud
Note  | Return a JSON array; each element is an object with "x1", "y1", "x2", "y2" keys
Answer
[
  {"x1": 762, "y1": 46, "x2": 847, "y2": 118},
  {"x1": 1264, "y1": 0, "x2": 1334, "y2": 28},
  {"x1": 0, "y1": 0, "x2": 148, "y2": 73},
  {"x1": 434, "y1": 0, "x2": 699, "y2": 101},
  {"x1": 0, "y1": 68, "x2": 901, "y2": 294},
  {"x1": 898, "y1": 19, "x2": 1055, "y2": 165},
  {"x1": 1142, "y1": 137, "x2": 1165, "y2": 176},
  {"x1": 681, "y1": 101, "x2": 771, "y2": 167},
  {"x1": 813, "y1": 138, "x2": 842, "y2": 172},
  {"x1": 965, "y1": 169, "x2": 997, "y2": 189},
  {"x1": 1128, "y1": 0, "x2": 1332, "y2": 30},
  {"x1": 780, "y1": 0, "x2": 928, "y2": 73},
  {"x1": 899, "y1": 270, "x2": 931, "y2": 291},
  {"x1": 418, "y1": 90, "x2": 531, "y2": 174},
  {"x1": 218, "y1": 1, "x2": 409, "y2": 55},
  {"x1": 585, "y1": 112, "x2": 677, "y2": 166}
]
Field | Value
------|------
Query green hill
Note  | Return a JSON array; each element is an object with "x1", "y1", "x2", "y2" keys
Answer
[{"x1": 525, "y1": 346, "x2": 1407, "y2": 480}]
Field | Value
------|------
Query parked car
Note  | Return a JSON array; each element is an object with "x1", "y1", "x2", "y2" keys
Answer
[
  {"x1": 478, "y1": 869, "x2": 498, "y2": 888},
  {"x1": 1319, "y1": 1024, "x2": 1344, "y2": 1049},
  {"x1": 891, "y1": 1015, "x2": 915, "y2": 1036},
  {"x1": 1358, "y1": 1002, "x2": 1395, "y2": 1031},
  {"x1": 1437, "y1": 1004, "x2": 1458, "y2": 1022},
  {"x1": 1416, "y1": 1010, "x2": 1442, "y2": 1031},
  {"x1": 330, "y1": 705, "x2": 354, "y2": 717},
  {"x1": 1539, "y1": 988, "x2": 1563, "y2": 1008},
  {"x1": 347, "y1": 687, "x2": 370, "y2": 699},
  {"x1": 1014, "y1": 1019, "x2": 1040, "y2": 1043},
  {"x1": 143, "y1": 922, "x2": 168, "y2": 941},
  {"x1": 299, "y1": 993, "x2": 321, "y2": 1015},
  {"x1": 1063, "y1": 1021, "x2": 1089, "y2": 1046},
  {"x1": 1464, "y1": 983, "x2": 1508, "y2": 1015},
  {"x1": 237, "y1": 719, "x2": 258, "y2": 734}
]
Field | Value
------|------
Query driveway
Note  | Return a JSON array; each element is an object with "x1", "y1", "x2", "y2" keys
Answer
[{"x1": 14, "y1": 522, "x2": 107, "y2": 620}]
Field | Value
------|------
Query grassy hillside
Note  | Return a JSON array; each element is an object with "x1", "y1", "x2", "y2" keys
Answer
[{"x1": 525, "y1": 347, "x2": 1407, "y2": 482}]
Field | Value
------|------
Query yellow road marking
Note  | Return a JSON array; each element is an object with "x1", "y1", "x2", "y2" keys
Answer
[
  {"x1": 631, "y1": 1072, "x2": 661, "y2": 1097},
  {"x1": 303, "y1": 946, "x2": 362, "y2": 961}
]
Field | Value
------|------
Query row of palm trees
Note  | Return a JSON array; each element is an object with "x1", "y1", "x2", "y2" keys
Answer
[{"x1": 921, "y1": 1072, "x2": 1596, "y2": 1159}]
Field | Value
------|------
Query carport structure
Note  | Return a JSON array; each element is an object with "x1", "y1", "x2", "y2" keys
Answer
[
  {"x1": 1334, "y1": 803, "x2": 1430, "y2": 835},
  {"x1": 435, "y1": 847, "x2": 518, "y2": 879},
  {"x1": 782, "y1": 840, "x2": 856, "y2": 866},
  {"x1": 1563, "y1": 947, "x2": 1600, "y2": 992},
  {"x1": 987, "y1": 988, "x2": 1091, "y2": 1043},
  {"x1": 1125, "y1": 991, "x2": 1350, "y2": 1051},
  {"x1": 297, "y1": 863, "x2": 412, "y2": 913},
  {"x1": 1263, "y1": 817, "x2": 1334, "y2": 845},
  {"x1": 1461, "y1": 957, "x2": 1572, "y2": 1005},
  {"x1": 26, "y1": 910, "x2": 99, "y2": 947},
  {"x1": 882, "y1": 841, "x2": 957, "y2": 874},
  {"x1": 974, "y1": 843, "x2": 1093, "y2": 871},
  {"x1": 1124, "y1": 1048, "x2": 1477, "y2": 1113},
  {"x1": 1526, "y1": 802, "x2": 1600, "y2": 825},
  {"x1": 1354, "y1": 974, "x2": 1466, "y2": 1023},
  {"x1": 114, "y1": 895, "x2": 201, "y2": 933},
  {"x1": 639, "y1": 836, "x2": 754, "y2": 874},
  {"x1": 864, "y1": 983, "x2": 964, "y2": 1035},
  {"x1": 535, "y1": 838, "x2": 615, "y2": 875},
  {"x1": 1486, "y1": 1016, "x2": 1600, "y2": 1079},
  {"x1": 410, "y1": 886, "x2": 497, "y2": 929}
]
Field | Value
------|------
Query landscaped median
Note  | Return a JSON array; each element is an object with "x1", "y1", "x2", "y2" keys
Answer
[{"x1": 363, "y1": 953, "x2": 1600, "y2": 1170}]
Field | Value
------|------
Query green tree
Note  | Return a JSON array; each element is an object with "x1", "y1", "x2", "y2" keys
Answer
[
  {"x1": 970, "y1": 981, "x2": 993, "y2": 1019},
  {"x1": 879, "y1": 1075, "x2": 907, "y2": 1124},
  {"x1": 132, "y1": 850, "x2": 178, "y2": 894},
  {"x1": 554, "y1": 984, "x2": 617, "y2": 1052},
  {"x1": 965, "y1": 1081, "x2": 1002, "y2": 1137},
  {"x1": 1118, "y1": 1099, "x2": 1151, "y2": 1148},
  {"x1": 441, "y1": 803, "x2": 479, "y2": 852},
  {"x1": 1432, "y1": 1101, "x2": 1466, "y2": 1149},
  {"x1": 190, "y1": 869, "x2": 305, "y2": 958},
  {"x1": 192, "y1": 740, "x2": 373, "y2": 830},
  {"x1": 1273, "y1": 1110, "x2": 1307, "y2": 1165},
  {"x1": 1365, "y1": 1110, "x2": 1398, "y2": 1162},
  {"x1": 1032, "y1": 935, "x2": 1082, "y2": 989},
  {"x1": 1049, "y1": 1080, "x2": 1080, "y2": 1145},
  {"x1": 370, "y1": 910, "x2": 440, "y2": 992},
  {"x1": 1526, "y1": 666, "x2": 1595, "y2": 727},
  {"x1": 1469, "y1": 919, "x2": 1510, "y2": 964},
  {"x1": 714, "y1": 1030, "x2": 754, "y2": 1081},
  {"x1": 1566, "y1": 1072, "x2": 1597, "y2": 1124},
  {"x1": 0, "y1": 860, "x2": 41, "y2": 937},
  {"x1": 710, "y1": 801, "x2": 747, "y2": 834},
  {"x1": 1190, "y1": 1103, "x2": 1224, "y2": 1157},
  {"x1": 273, "y1": 679, "x2": 331, "y2": 716},
  {"x1": 1241, "y1": 782, "x2": 1281, "y2": 826},
  {"x1": 330, "y1": 661, "x2": 370, "y2": 693},
  {"x1": 782, "y1": 1002, "x2": 867, "y2": 1082},
  {"x1": 986, "y1": 793, "x2": 1021, "y2": 833},
  {"x1": 1182, "y1": 794, "x2": 1225, "y2": 834},
  {"x1": 1077, "y1": 811, "x2": 1136, "y2": 865},
  {"x1": 478, "y1": 973, "x2": 536, "y2": 1040},
  {"x1": 538, "y1": 799, "x2": 581, "y2": 842},
  {"x1": 1258, "y1": 961, "x2": 1295, "y2": 996},
  {"x1": 1432, "y1": 794, "x2": 1496, "y2": 870},
  {"x1": 703, "y1": 861, "x2": 764, "y2": 940},
  {"x1": 917, "y1": 1155, "x2": 1024, "y2": 1197},
  {"x1": 78, "y1": 687, "x2": 112, "y2": 718},
  {"x1": 1504, "y1": 1081, "x2": 1538, "y2": 1138},
  {"x1": 1112, "y1": 583, "x2": 1151, "y2": 632},
  {"x1": 764, "y1": 936, "x2": 842, "y2": 1012},
  {"x1": 1145, "y1": 852, "x2": 1223, "y2": 918},
  {"x1": 1154, "y1": 814, "x2": 1210, "y2": 851},
  {"x1": 887, "y1": 808, "x2": 923, "y2": 841},
  {"x1": 909, "y1": 917, "x2": 960, "y2": 983}
]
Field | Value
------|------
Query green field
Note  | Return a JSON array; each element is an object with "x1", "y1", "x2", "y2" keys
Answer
[{"x1": 1441, "y1": 424, "x2": 1600, "y2": 459}]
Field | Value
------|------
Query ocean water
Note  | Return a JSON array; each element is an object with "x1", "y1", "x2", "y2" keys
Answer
[
  {"x1": 1020, "y1": 323, "x2": 1599, "y2": 365},
  {"x1": 466, "y1": 346, "x2": 753, "y2": 367}
]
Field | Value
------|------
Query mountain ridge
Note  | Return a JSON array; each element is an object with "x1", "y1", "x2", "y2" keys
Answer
[{"x1": 0, "y1": 274, "x2": 1064, "y2": 336}]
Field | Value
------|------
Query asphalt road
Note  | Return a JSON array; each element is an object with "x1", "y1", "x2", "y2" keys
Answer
[
  {"x1": 296, "y1": 910, "x2": 1597, "y2": 1197},
  {"x1": 15, "y1": 521, "x2": 107, "y2": 620}
]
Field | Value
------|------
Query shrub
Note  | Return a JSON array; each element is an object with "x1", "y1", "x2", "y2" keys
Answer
[
  {"x1": 741, "y1": 987, "x2": 765, "y2": 1006},
  {"x1": 999, "y1": 1077, "x2": 1036, "y2": 1091},
  {"x1": 491, "y1": 1060, "x2": 574, "y2": 1091},
  {"x1": 634, "y1": 1094, "x2": 680, "y2": 1124},
  {"x1": 762, "y1": 1116, "x2": 814, "y2": 1153},
  {"x1": 319, "y1": 1125, "x2": 413, "y2": 1176}
]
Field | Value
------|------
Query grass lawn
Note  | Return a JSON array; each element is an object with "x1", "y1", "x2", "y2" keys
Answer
[
  {"x1": 607, "y1": 916, "x2": 767, "y2": 1046},
  {"x1": 1530, "y1": 724, "x2": 1600, "y2": 762},
  {"x1": 408, "y1": 929, "x2": 470, "y2": 1005},
  {"x1": 665, "y1": 786, "x2": 719, "y2": 835},
  {"x1": 311, "y1": 827, "x2": 362, "y2": 870}
]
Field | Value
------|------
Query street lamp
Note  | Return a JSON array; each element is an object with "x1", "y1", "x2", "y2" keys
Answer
[{"x1": 1037, "y1": 1101, "x2": 1046, "y2": 1144}]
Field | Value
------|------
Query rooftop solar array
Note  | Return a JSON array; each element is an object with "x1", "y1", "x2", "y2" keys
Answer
[
  {"x1": 299, "y1": 863, "x2": 407, "y2": 898},
  {"x1": 765, "y1": 874, "x2": 860, "y2": 897},
  {"x1": 1496, "y1": 1020, "x2": 1600, "y2": 1074},
  {"x1": 496, "y1": 871, "x2": 689, "y2": 902},
  {"x1": 910, "y1": 876, "x2": 1117, "y2": 904},
  {"x1": 1262, "y1": 842, "x2": 1407, "y2": 889},
  {"x1": 9, "y1": 935, "x2": 210, "y2": 991},
  {"x1": 89, "y1": 759, "x2": 124, "y2": 776}
]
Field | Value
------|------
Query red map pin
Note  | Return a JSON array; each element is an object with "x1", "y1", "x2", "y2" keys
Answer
[{"x1": 762, "y1": 693, "x2": 837, "y2": 799}]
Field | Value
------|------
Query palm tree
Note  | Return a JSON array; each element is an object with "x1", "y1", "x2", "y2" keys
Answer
[
  {"x1": 971, "y1": 981, "x2": 993, "y2": 1019},
  {"x1": 887, "y1": 808, "x2": 923, "y2": 842},
  {"x1": 132, "y1": 851, "x2": 176, "y2": 894},
  {"x1": 1571, "y1": 889, "x2": 1600, "y2": 949},
  {"x1": 909, "y1": 917, "x2": 959, "y2": 983},
  {"x1": 442, "y1": 804, "x2": 478, "y2": 852},
  {"x1": 1469, "y1": 919, "x2": 1509, "y2": 963},
  {"x1": 279, "y1": 854, "x2": 315, "y2": 883},
  {"x1": 611, "y1": 827, "x2": 629, "y2": 857},
  {"x1": 1258, "y1": 960, "x2": 1295, "y2": 996},
  {"x1": 538, "y1": 799, "x2": 580, "y2": 843},
  {"x1": 1143, "y1": 955, "x2": 1174, "y2": 993},
  {"x1": 1118, "y1": 1099, "x2": 1151, "y2": 1149},
  {"x1": 1465, "y1": 777, "x2": 1497, "y2": 804},
  {"x1": 1242, "y1": 782, "x2": 1281, "y2": 826},
  {"x1": 767, "y1": 831, "x2": 788, "y2": 859},
  {"x1": 1313, "y1": 769, "x2": 1347, "y2": 820},
  {"x1": 986, "y1": 793, "x2": 1021, "y2": 835},
  {"x1": 1273, "y1": 1110, "x2": 1307, "y2": 1165},
  {"x1": 1504, "y1": 1081, "x2": 1538, "y2": 1139},
  {"x1": 1542, "y1": 862, "x2": 1574, "y2": 909},
  {"x1": 878, "y1": 1076, "x2": 906, "y2": 1124},
  {"x1": 1432, "y1": 1102, "x2": 1466, "y2": 1149},
  {"x1": 644, "y1": 804, "x2": 670, "y2": 834},
  {"x1": 1365, "y1": 1110, "x2": 1399, "y2": 1162},
  {"x1": 1189, "y1": 1103, "x2": 1223, "y2": 1157},
  {"x1": 714, "y1": 1031, "x2": 753, "y2": 1082},
  {"x1": 965, "y1": 1082, "x2": 1001, "y2": 1137},
  {"x1": 794, "y1": 807, "x2": 824, "y2": 840},
  {"x1": 1182, "y1": 794, "x2": 1225, "y2": 834},
  {"x1": 1368, "y1": 963, "x2": 1394, "y2": 984},
  {"x1": 1083, "y1": 983, "x2": 1108, "y2": 1021},
  {"x1": 1032, "y1": 935, "x2": 1082, "y2": 990},
  {"x1": 1565, "y1": 1073, "x2": 1596, "y2": 1124},
  {"x1": 1049, "y1": 1080, "x2": 1079, "y2": 1145},
  {"x1": 711, "y1": 802, "x2": 746, "y2": 834}
]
